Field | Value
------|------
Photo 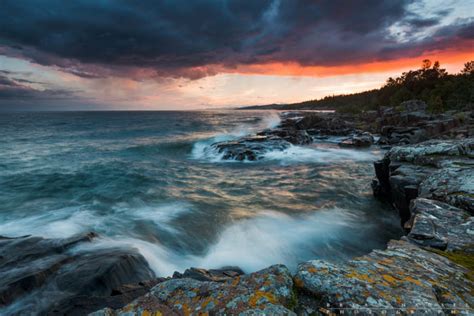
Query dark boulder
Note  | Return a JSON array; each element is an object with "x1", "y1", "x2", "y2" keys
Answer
[
  {"x1": 211, "y1": 136, "x2": 292, "y2": 161},
  {"x1": 0, "y1": 233, "x2": 155, "y2": 315},
  {"x1": 210, "y1": 119, "x2": 312, "y2": 161},
  {"x1": 172, "y1": 266, "x2": 244, "y2": 282}
]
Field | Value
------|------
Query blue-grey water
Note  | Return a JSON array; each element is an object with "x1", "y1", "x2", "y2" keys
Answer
[{"x1": 0, "y1": 110, "x2": 401, "y2": 277}]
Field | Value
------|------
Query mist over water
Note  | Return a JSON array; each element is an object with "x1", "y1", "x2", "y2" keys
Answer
[{"x1": 0, "y1": 111, "x2": 402, "y2": 278}]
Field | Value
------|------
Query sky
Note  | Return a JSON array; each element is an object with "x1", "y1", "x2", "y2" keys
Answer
[{"x1": 0, "y1": 0, "x2": 472, "y2": 110}]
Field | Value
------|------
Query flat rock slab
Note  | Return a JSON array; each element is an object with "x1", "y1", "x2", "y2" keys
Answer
[
  {"x1": 387, "y1": 138, "x2": 474, "y2": 166},
  {"x1": 294, "y1": 239, "x2": 474, "y2": 314},
  {"x1": 91, "y1": 264, "x2": 296, "y2": 315},
  {"x1": 420, "y1": 165, "x2": 474, "y2": 214},
  {"x1": 373, "y1": 138, "x2": 474, "y2": 221},
  {"x1": 407, "y1": 198, "x2": 474, "y2": 251}
]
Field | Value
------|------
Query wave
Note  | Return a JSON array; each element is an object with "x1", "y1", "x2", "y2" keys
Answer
[
  {"x1": 190, "y1": 111, "x2": 281, "y2": 162},
  {"x1": 0, "y1": 197, "x2": 396, "y2": 277},
  {"x1": 188, "y1": 208, "x2": 382, "y2": 272},
  {"x1": 263, "y1": 145, "x2": 381, "y2": 164},
  {"x1": 192, "y1": 142, "x2": 381, "y2": 165},
  {"x1": 71, "y1": 207, "x2": 388, "y2": 276},
  {"x1": 0, "y1": 201, "x2": 193, "y2": 239}
]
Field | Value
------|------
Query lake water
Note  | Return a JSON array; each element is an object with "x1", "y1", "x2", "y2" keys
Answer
[{"x1": 0, "y1": 110, "x2": 402, "y2": 277}]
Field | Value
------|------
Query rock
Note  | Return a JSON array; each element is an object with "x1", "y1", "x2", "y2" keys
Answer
[
  {"x1": 406, "y1": 198, "x2": 474, "y2": 251},
  {"x1": 419, "y1": 164, "x2": 474, "y2": 214},
  {"x1": 257, "y1": 127, "x2": 312, "y2": 145},
  {"x1": 401, "y1": 99, "x2": 427, "y2": 112},
  {"x1": 387, "y1": 138, "x2": 474, "y2": 166},
  {"x1": 51, "y1": 279, "x2": 164, "y2": 316},
  {"x1": 294, "y1": 239, "x2": 474, "y2": 313},
  {"x1": 91, "y1": 264, "x2": 296, "y2": 315},
  {"x1": 212, "y1": 136, "x2": 291, "y2": 161},
  {"x1": 374, "y1": 101, "x2": 471, "y2": 145},
  {"x1": 172, "y1": 266, "x2": 244, "y2": 282},
  {"x1": 295, "y1": 113, "x2": 355, "y2": 136},
  {"x1": 373, "y1": 138, "x2": 474, "y2": 223},
  {"x1": 338, "y1": 132, "x2": 374, "y2": 147},
  {"x1": 210, "y1": 117, "x2": 312, "y2": 161},
  {"x1": 0, "y1": 233, "x2": 155, "y2": 315},
  {"x1": 388, "y1": 164, "x2": 433, "y2": 223}
]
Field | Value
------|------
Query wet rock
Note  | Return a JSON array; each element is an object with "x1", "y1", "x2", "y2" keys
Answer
[
  {"x1": 92, "y1": 264, "x2": 296, "y2": 315},
  {"x1": 406, "y1": 198, "x2": 474, "y2": 251},
  {"x1": 172, "y1": 266, "x2": 244, "y2": 282},
  {"x1": 294, "y1": 239, "x2": 474, "y2": 313},
  {"x1": 338, "y1": 132, "x2": 374, "y2": 148},
  {"x1": 211, "y1": 118, "x2": 312, "y2": 161},
  {"x1": 257, "y1": 127, "x2": 312, "y2": 145},
  {"x1": 0, "y1": 233, "x2": 155, "y2": 315},
  {"x1": 212, "y1": 136, "x2": 292, "y2": 161},
  {"x1": 52, "y1": 279, "x2": 164, "y2": 316}
]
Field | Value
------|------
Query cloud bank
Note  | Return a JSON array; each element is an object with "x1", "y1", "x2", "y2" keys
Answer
[{"x1": 0, "y1": 0, "x2": 472, "y2": 81}]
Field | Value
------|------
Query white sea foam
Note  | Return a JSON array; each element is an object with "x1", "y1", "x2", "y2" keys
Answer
[
  {"x1": 74, "y1": 208, "x2": 372, "y2": 276},
  {"x1": 0, "y1": 207, "x2": 98, "y2": 238},
  {"x1": 131, "y1": 202, "x2": 192, "y2": 232},
  {"x1": 190, "y1": 111, "x2": 281, "y2": 161},
  {"x1": 1, "y1": 201, "x2": 385, "y2": 277},
  {"x1": 263, "y1": 145, "x2": 381, "y2": 164},
  {"x1": 0, "y1": 202, "x2": 193, "y2": 239},
  {"x1": 191, "y1": 209, "x2": 362, "y2": 272}
]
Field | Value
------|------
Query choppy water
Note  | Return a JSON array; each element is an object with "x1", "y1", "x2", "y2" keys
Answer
[{"x1": 0, "y1": 110, "x2": 401, "y2": 276}]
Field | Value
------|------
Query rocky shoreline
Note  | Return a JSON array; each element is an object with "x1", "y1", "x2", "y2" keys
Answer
[
  {"x1": 1, "y1": 101, "x2": 473, "y2": 315},
  {"x1": 90, "y1": 141, "x2": 473, "y2": 315}
]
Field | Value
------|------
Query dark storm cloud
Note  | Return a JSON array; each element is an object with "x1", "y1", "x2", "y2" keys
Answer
[
  {"x1": 0, "y1": 0, "x2": 471, "y2": 79},
  {"x1": 0, "y1": 73, "x2": 75, "y2": 100}
]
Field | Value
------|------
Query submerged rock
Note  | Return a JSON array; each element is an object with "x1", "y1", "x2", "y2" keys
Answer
[
  {"x1": 92, "y1": 264, "x2": 296, "y2": 315},
  {"x1": 294, "y1": 239, "x2": 474, "y2": 314},
  {"x1": 0, "y1": 233, "x2": 155, "y2": 315}
]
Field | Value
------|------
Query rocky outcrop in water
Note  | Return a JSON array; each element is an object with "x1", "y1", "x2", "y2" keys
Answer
[
  {"x1": 211, "y1": 118, "x2": 311, "y2": 161},
  {"x1": 213, "y1": 101, "x2": 472, "y2": 160},
  {"x1": 0, "y1": 232, "x2": 156, "y2": 315}
]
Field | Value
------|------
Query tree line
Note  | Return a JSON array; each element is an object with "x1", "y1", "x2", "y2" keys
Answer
[{"x1": 283, "y1": 60, "x2": 474, "y2": 113}]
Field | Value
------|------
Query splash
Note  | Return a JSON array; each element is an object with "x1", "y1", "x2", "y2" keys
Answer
[
  {"x1": 70, "y1": 207, "x2": 389, "y2": 276},
  {"x1": 191, "y1": 111, "x2": 281, "y2": 161},
  {"x1": 263, "y1": 145, "x2": 381, "y2": 164}
]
